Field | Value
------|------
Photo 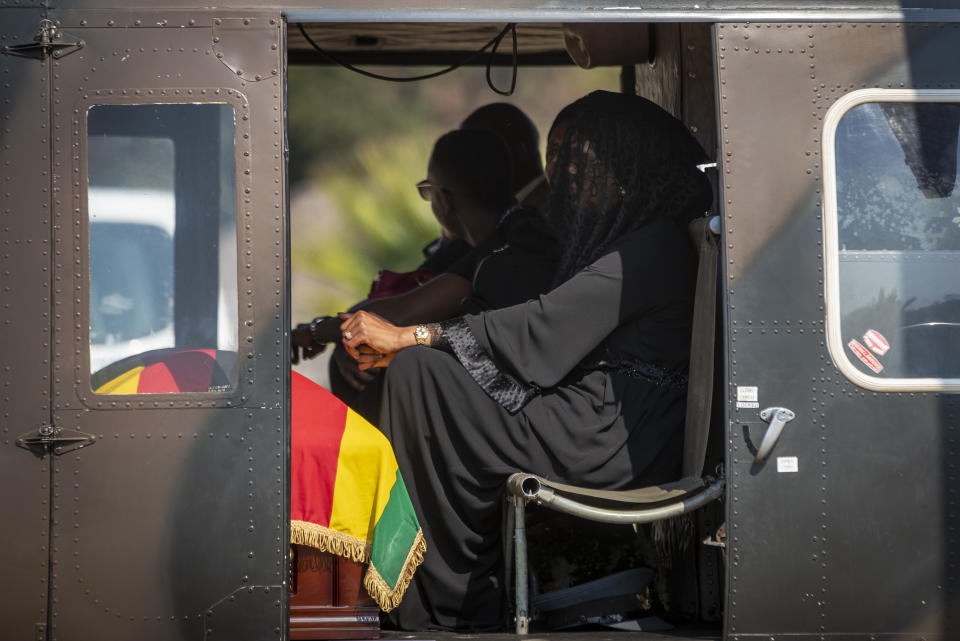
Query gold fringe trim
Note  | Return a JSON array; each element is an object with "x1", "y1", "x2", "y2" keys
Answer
[
  {"x1": 291, "y1": 521, "x2": 426, "y2": 612},
  {"x1": 363, "y1": 529, "x2": 426, "y2": 612},
  {"x1": 290, "y1": 520, "x2": 371, "y2": 564}
]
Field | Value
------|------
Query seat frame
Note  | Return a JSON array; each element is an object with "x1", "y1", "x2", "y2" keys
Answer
[{"x1": 504, "y1": 215, "x2": 724, "y2": 634}]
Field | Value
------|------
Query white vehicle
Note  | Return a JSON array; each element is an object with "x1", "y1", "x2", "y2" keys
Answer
[{"x1": 88, "y1": 187, "x2": 175, "y2": 374}]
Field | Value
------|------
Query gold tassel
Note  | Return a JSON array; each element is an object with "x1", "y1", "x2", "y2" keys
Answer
[
  {"x1": 291, "y1": 521, "x2": 427, "y2": 612},
  {"x1": 363, "y1": 530, "x2": 427, "y2": 612},
  {"x1": 290, "y1": 520, "x2": 371, "y2": 564}
]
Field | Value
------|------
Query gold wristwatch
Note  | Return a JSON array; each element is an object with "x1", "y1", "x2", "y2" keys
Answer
[{"x1": 414, "y1": 324, "x2": 430, "y2": 345}]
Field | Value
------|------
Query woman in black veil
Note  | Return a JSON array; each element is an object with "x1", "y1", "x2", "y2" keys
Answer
[{"x1": 340, "y1": 90, "x2": 713, "y2": 630}]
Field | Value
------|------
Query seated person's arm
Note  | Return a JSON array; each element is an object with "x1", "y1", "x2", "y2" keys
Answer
[
  {"x1": 356, "y1": 272, "x2": 471, "y2": 326},
  {"x1": 291, "y1": 273, "x2": 471, "y2": 361}
]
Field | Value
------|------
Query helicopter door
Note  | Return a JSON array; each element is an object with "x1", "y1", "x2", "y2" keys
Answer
[
  {"x1": 718, "y1": 23, "x2": 960, "y2": 638},
  {"x1": 6, "y1": 10, "x2": 288, "y2": 641},
  {"x1": 0, "y1": 8, "x2": 58, "y2": 641}
]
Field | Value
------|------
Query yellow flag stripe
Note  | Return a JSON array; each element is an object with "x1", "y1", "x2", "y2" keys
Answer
[
  {"x1": 94, "y1": 366, "x2": 145, "y2": 394},
  {"x1": 328, "y1": 408, "x2": 400, "y2": 543}
]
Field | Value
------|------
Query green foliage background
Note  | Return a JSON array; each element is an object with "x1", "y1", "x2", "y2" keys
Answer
[{"x1": 288, "y1": 63, "x2": 620, "y2": 319}]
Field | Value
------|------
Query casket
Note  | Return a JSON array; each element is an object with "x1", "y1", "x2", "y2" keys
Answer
[{"x1": 290, "y1": 545, "x2": 380, "y2": 640}]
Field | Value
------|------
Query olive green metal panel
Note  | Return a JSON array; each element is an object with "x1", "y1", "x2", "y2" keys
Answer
[
  {"x1": 41, "y1": 11, "x2": 288, "y2": 641},
  {"x1": 31, "y1": 0, "x2": 960, "y2": 23},
  {"x1": 0, "y1": 9, "x2": 55, "y2": 641},
  {"x1": 719, "y1": 22, "x2": 960, "y2": 640}
]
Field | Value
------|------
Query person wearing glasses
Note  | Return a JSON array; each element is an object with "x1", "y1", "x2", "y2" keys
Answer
[
  {"x1": 370, "y1": 100, "x2": 548, "y2": 303},
  {"x1": 292, "y1": 127, "x2": 558, "y2": 420},
  {"x1": 392, "y1": 101, "x2": 549, "y2": 297}
]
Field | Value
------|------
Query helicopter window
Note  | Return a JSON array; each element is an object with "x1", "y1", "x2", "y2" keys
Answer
[
  {"x1": 87, "y1": 103, "x2": 239, "y2": 394},
  {"x1": 824, "y1": 90, "x2": 960, "y2": 390}
]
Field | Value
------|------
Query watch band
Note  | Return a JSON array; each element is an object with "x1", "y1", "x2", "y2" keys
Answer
[{"x1": 414, "y1": 324, "x2": 430, "y2": 345}]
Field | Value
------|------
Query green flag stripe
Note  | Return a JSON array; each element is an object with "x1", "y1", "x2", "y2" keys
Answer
[{"x1": 371, "y1": 469, "x2": 421, "y2": 588}]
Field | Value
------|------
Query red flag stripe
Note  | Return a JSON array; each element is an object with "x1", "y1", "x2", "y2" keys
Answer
[{"x1": 290, "y1": 371, "x2": 348, "y2": 527}]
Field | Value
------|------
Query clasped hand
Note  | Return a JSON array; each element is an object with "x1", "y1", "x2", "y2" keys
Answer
[
  {"x1": 339, "y1": 310, "x2": 409, "y2": 371},
  {"x1": 291, "y1": 322, "x2": 325, "y2": 364}
]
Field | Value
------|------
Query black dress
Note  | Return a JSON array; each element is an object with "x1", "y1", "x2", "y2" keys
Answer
[
  {"x1": 332, "y1": 207, "x2": 559, "y2": 423},
  {"x1": 379, "y1": 216, "x2": 697, "y2": 630}
]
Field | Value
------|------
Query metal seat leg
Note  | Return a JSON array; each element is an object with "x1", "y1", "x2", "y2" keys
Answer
[{"x1": 513, "y1": 495, "x2": 529, "y2": 635}]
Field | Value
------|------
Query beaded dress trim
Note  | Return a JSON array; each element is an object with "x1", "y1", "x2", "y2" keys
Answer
[
  {"x1": 434, "y1": 318, "x2": 539, "y2": 414},
  {"x1": 579, "y1": 356, "x2": 688, "y2": 391}
]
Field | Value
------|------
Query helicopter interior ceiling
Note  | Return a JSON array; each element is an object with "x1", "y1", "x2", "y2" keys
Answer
[{"x1": 288, "y1": 22, "x2": 576, "y2": 65}]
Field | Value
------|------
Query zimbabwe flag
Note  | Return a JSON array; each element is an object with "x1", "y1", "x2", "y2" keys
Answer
[
  {"x1": 290, "y1": 371, "x2": 425, "y2": 611},
  {"x1": 92, "y1": 348, "x2": 235, "y2": 393}
]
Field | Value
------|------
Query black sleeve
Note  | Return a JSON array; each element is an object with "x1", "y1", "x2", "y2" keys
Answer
[{"x1": 440, "y1": 218, "x2": 695, "y2": 412}]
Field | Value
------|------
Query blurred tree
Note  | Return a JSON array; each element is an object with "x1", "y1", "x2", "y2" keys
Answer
[
  {"x1": 287, "y1": 66, "x2": 432, "y2": 184},
  {"x1": 292, "y1": 135, "x2": 439, "y2": 312}
]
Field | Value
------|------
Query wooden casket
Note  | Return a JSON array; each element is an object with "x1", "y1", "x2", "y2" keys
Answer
[{"x1": 289, "y1": 545, "x2": 380, "y2": 640}]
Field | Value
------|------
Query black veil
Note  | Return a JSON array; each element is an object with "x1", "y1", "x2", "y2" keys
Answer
[{"x1": 546, "y1": 90, "x2": 713, "y2": 284}]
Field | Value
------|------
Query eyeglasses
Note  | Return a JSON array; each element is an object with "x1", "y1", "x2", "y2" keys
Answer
[{"x1": 416, "y1": 179, "x2": 438, "y2": 201}]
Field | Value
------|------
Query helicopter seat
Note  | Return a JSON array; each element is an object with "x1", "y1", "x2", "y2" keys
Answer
[{"x1": 504, "y1": 215, "x2": 726, "y2": 634}]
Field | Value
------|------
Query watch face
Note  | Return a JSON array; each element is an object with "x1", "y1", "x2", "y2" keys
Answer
[{"x1": 414, "y1": 325, "x2": 429, "y2": 342}]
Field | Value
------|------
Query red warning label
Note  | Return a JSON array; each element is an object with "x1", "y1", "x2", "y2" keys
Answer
[
  {"x1": 863, "y1": 329, "x2": 890, "y2": 356},
  {"x1": 848, "y1": 339, "x2": 884, "y2": 374}
]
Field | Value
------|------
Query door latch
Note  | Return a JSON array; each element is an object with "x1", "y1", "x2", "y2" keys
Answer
[
  {"x1": 16, "y1": 425, "x2": 97, "y2": 457},
  {"x1": 2, "y1": 19, "x2": 84, "y2": 60},
  {"x1": 754, "y1": 407, "x2": 795, "y2": 463}
]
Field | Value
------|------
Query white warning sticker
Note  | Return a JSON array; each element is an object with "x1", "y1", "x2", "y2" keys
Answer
[
  {"x1": 848, "y1": 338, "x2": 883, "y2": 374},
  {"x1": 736, "y1": 386, "x2": 759, "y2": 409},
  {"x1": 863, "y1": 329, "x2": 890, "y2": 356},
  {"x1": 777, "y1": 456, "x2": 799, "y2": 473},
  {"x1": 736, "y1": 386, "x2": 758, "y2": 402}
]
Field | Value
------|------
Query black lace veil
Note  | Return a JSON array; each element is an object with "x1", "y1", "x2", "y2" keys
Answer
[{"x1": 546, "y1": 90, "x2": 713, "y2": 285}]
